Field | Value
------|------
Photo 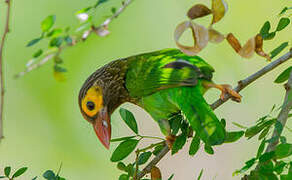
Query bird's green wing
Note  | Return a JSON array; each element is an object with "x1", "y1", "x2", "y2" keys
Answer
[{"x1": 125, "y1": 48, "x2": 214, "y2": 98}]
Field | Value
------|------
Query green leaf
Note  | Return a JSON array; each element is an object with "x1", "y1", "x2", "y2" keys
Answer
[
  {"x1": 12, "y1": 167, "x2": 28, "y2": 178},
  {"x1": 189, "y1": 134, "x2": 200, "y2": 156},
  {"x1": 220, "y1": 119, "x2": 226, "y2": 128},
  {"x1": 235, "y1": 158, "x2": 256, "y2": 174},
  {"x1": 153, "y1": 144, "x2": 164, "y2": 156},
  {"x1": 117, "y1": 162, "x2": 127, "y2": 171},
  {"x1": 197, "y1": 169, "x2": 203, "y2": 180},
  {"x1": 280, "y1": 136, "x2": 287, "y2": 144},
  {"x1": 76, "y1": 7, "x2": 92, "y2": 15},
  {"x1": 204, "y1": 144, "x2": 214, "y2": 155},
  {"x1": 47, "y1": 28, "x2": 63, "y2": 37},
  {"x1": 258, "y1": 126, "x2": 270, "y2": 140},
  {"x1": 274, "y1": 66, "x2": 292, "y2": 83},
  {"x1": 125, "y1": 163, "x2": 134, "y2": 177},
  {"x1": 276, "y1": 18, "x2": 290, "y2": 31},
  {"x1": 64, "y1": 36, "x2": 73, "y2": 45},
  {"x1": 26, "y1": 37, "x2": 42, "y2": 47},
  {"x1": 271, "y1": 42, "x2": 289, "y2": 59},
  {"x1": 168, "y1": 174, "x2": 174, "y2": 180},
  {"x1": 0, "y1": 176, "x2": 5, "y2": 179},
  {"x1": 41, "y1": 15, "x2": 56, "y2": 32},
  {"x1": 256, "y1": 139, "x2": 266, "y2": 159},
  {"x1": 118, "y1": 174, "x2": 129, "y2": 180},
  {"x1": 43, "y1": 170, "x2": 56, "y2": 180},
  {"x1": 137, "y1": 152, "x2": 152, "y2": 165},
  {"x1": 54, "y1": 65, "x2": 67, "y2": 73},
  {"x1": 172, "y1": 133, "x2": 187, "y2": 154},
  {"x1": 4, "y1": 166, "x2": 11, "y2": 177},
  {"x1": 263, "y1": 32, "x2": 276, "y2": 40},
  {"x1": 119, "y1": 108, "x2": 138, "y2": 134},
  {"x1": 279, "y1": 7, "x2": 288, "y2": 15},
  {"x1": 169, "y1": 115, "x2": 182, "y2": 135},
  {"x1": 33, "y1": 49, "x2": 43, "y2": 58},
  {"x1": 111, "y1": 136, "x2": 136, "y2": 142},
  {"x1": 111, "y1": 7, "x2": 117, "y2": 14},
  {"x1": 275, "y1": 143, "x2": 292, "y2": 159},
  {"x1": 245, "y1": 119, "x2": 275, "y2": 139},
  {"x1": 232, "y1": 122, "x2": 247, "y2": 129},
  {"x1": 94, "y1": 0, "x2": 108, "y2": 8},
  {"x1": 50, "y1": 37, "x2": 63, "y2": 47},
  {"x1": 110, "y1": 139, "x2": 139, "y2": 162},
  {"x1": 224, "y1": 131, "x2": 244, "y2": 143},
  {"x1": 274, "y1": 161, "x2": 286, "y2": 175},
  {"x1": 260, "y1": 21, "x2": 271, "y2": 37},
  {"x1": 259, "y1": 151, "x2": 275, "y2": 163}
]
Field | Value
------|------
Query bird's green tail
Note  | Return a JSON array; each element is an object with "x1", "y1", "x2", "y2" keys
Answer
[{"x1": 171, "y1": 86, "x2": 226, "y2": 146}]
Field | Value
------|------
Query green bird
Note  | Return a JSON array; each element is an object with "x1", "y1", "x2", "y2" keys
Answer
[{"x1": 78, "y1": 48, "x2": 241, "y2": 149}]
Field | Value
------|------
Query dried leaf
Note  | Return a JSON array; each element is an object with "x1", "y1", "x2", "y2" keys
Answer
[
  {"x1": 226, "y1": 33, "x2": 242, "y2": 53},
  {"x1": 151, "y1": 166, "x2": 162, "y2": 180},
  {"x1": 238, "y1": 37, "x2": 255, "y2": 58},
  {"x1": 211, "y1": 0, "x2": 228, "y2": 24},
  {"x1": 208, "y1": 28, "x2": 225, "y2": 43},
  {"x1": 187, "y1": 4, "x2": 212, "y2": 20},
  {"x1": 174, "y1": 21, "x2": 208, "y2": 56},
  {"x1": 255, "y1": 34, "x2": 271, "y2": 61}
]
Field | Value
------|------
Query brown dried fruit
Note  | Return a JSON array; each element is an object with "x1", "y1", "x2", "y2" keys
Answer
[
  {"x1": 212, "y1": 0, "x2": 228, "y2": 24},
  {"x1": 255, "y1": 34, "x2": 271, "y2": 61},
  {"x1": 226, "y1": 33, "x2": 242, "y2": 53},
  {"x1": 151, "y1": 166, "x2": 162, "y2": 180},
  {"x1": 187, "y1": 4, "x2": 212, "y2": 20},
  {"x1": 238, "y1": 37, "x2": 255, "y2": 58},
  {"x1": 208, "y1": 28, "x2": 225, "y2": 43}
]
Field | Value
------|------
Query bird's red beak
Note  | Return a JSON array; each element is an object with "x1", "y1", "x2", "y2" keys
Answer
[{"x1": 93, "y1": 107, "x2": 111, "y2": 149}]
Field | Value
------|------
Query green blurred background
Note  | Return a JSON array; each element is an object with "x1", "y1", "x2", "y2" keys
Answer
[{"x1": 0, "y1": 0, "x2": 291, "y2": 179}]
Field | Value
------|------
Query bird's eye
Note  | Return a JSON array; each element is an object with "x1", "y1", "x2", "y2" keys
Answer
[{"x1": 86, "y1": 101, "x2": 95, "y2": 111}]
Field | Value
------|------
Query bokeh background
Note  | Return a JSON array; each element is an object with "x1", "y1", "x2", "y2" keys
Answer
[{"x1": 0, "y1": 0, "x2": 291, "y2": 179}]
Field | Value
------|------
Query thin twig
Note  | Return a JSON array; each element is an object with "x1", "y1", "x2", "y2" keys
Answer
[
  {"x1": 265, "y1": 69, "x2": 292, "y2": 152},
  {"x1": 136, "y1": 50, "x2": 292, "y2": 179},
  {"x1": 0, "y1": 0, "x2": 12, "y2": 140},
  {"x1": 16, "y1": 0, "x2": 135, "y2": 78}
]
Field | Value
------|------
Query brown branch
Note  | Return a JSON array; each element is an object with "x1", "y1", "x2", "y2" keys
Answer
[
  {"x1": 0, "y1": 0, "x2": 12, "y2": 141},
  {"x1": 136, "y1": 50, "x2": 292, "y2": 179},
  {"x1": 265, "y1": 69, "x2": 292, "y2": 152}
]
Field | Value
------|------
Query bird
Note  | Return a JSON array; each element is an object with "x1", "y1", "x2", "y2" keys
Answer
[{"x1": 78, "y1": 48, "x2": 241, "y2": 149}]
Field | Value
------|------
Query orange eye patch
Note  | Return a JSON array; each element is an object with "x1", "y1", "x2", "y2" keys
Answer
[{"x1": 81, "y1": 86, "x2": 103, "y2": 117}]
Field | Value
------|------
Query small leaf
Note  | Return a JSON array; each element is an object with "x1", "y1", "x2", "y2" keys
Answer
[
  {"x1": 110, "y1": 136, "x2": 136, "y2": 142},
  {"x1": 276, "y1": 18, "x2": 290, "y2": 31},
  {"x1": 274, "y1": 161, "x2": 286, "y2": 174},
  {"x1": 41, "y1": 15, "x2": 56, "y2": 32},
  {"x1": 47, "y1": 28, "x2": 63, "y2": 37},
  {"x1": 260, "y1": 21, "x2": 271, "y2": 37},
  {"x1": 169, "y1": 115, "x2": 182, "y2": 135},
  {"x1": 12, "y1": 167, "x2": 28, "y2": 178},
  {"x1": 275, "y1": 143, "x2": 292, "y2": 159},
  {"x1": 0, "y1": 176, "x2": 5, "y2": 179},
  {"x1": 279, "y1": 7, "x2": 288, "y2": 15},
  {"x1": 27, "y1": 37, "x2": 42, "y2": 47},
  {"x1": 76, "y1": 7, "x2": 92, "y2": 15},
  {"x1": 220, "y1": 119, "x2": 226, "y2": 128},
  {"x1": 117, "y1": 162, "x2": 127, "y2": 171},
  {"x1": 263, "y1": 32, "x2": 276, "y2": 40},
  {"x1": 204, "y1": 144, "x2": 214, "y2": 155},
  {"x1": 256, "y1": 139, "x2": 266, "y2": 159},
  {"x1": 280, "y1": 136, "x2": 287, "y2": 144},
  {"x1": 197, "y1": 169, "x2": 203, "y2": 180},
  {"x1": 172, "y1": 133, "x2": 187, "y2": 154},
  {"x1": 187, "y1": 4, "x2": 212, "y2": 20},
  {"x1": 138, "y1": 152, "x2": 152, "y2": 165},
  {"x1": 119, "y1": 108, "x2": 138, "y2": 134},
  {"x1": 189, "y1": 134, "x2": 200, "y2": 156},
  {"x1": 274, "y1": 66, "x2": 292, "y2": 84},
  {"x1": 50, "y1": 37, "x2": 63, "y2": 47},
  {"x1": 224, "y1": 131, "x2": 244, "y2": 143},
  {"x1": 232, "y1": 122, "x2": 247, "y2": 129},
  {"x1": 111, "y1": 7, "x2": 117, "y2": 14},
  {"x1": 94, "y1": 0, "x2": 108, "y2": 8},
  {"x1": 153, "y1": 144, "x2": 164, "y2": 156},
  {"x1": 110, "y1": 139, "x2": 139, "y2": 162},
  {"x1": 118, "y1": 174, "x2": 129, "y2": 180},
  {"x1": 64, "y1": 36, "x2": 73, "y2": 45},
  {"x1": 258, "y1": 126, "x2": 270, "y2": 140},
  {"x1": 168, "y1": 174, "x2": 174, "y2": 180},
  {"x1": 270, "y1": 42, "x2": 289, "y2": 59},
  {"x1": 33, "y1": 49, "x2": 43, "y2": 58},
  {"x1": 259, "y1": 151, "x2": 275, "y2": 163},
  {"x1": 4, "y1": 167, "x2": 11, "y2": 177},
  {"x1": 43, "y1": 170, "x2": 55, "y2": 180}
]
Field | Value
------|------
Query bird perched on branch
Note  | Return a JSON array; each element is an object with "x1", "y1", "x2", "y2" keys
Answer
[{"x1": 78, "y1": 49, "x2": 241, "y2": 149}]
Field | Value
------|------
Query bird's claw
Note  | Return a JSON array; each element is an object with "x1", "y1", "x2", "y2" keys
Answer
[{"x1": 219, "y1": 84, "x2": 241, "y2": 102}]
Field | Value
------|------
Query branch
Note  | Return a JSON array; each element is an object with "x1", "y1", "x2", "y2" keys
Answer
[
  {"x1": 265, "y1": 69, "x2": 292, "y2": 152},
  {"x1": 0, "y1": 0, "x2": 12, "y2": 141},
  {"x1": 16, "y1": 0, "x2": 135, "y2": 78},
  {"x1": 136, "y1": 50, "x2": 292, "y2": 179}
]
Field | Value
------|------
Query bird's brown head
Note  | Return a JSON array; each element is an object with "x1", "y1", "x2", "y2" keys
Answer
[{"x1": 79, "y1": 83, "x2": 111, "y2": 149}]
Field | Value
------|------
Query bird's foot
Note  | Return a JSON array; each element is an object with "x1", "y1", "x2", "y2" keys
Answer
[
  {"x1": 217, "y1": 84, "x2": 241, "y2": 102},
  {"x1": 166, "y1": 135, "x2": 176, "y2": 149}
]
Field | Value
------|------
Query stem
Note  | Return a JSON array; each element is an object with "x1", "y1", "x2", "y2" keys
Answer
[
  {"x1": 137, "y1": 50, "x2": 292, "y2": 179},
  {"x1": 265, "y1": 70, "x2": 292, "y2": 152},
  {"x1": 138, "y1": 135, "x2": 165, "y2": 141},
  {"x1": 0, "y1": 0, "x2": 12, "y2": 141},
  {"x1": 137, "y1": 141, "x2": 165, "y2": 153}
]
